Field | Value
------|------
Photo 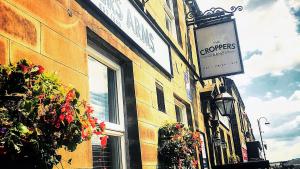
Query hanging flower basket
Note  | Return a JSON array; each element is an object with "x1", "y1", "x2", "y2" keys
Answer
[
  {"x1": 0, "y1": 59, "x2": 107, "y2": 169},
  {"x1": 158, "y1": 123, "x2": 202, "y2": 169}
]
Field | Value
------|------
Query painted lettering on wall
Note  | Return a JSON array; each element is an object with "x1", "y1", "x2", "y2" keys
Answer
[
  {"x1": 90, "y1": 0, "x2": 172, "y2": 74},
  {"x1": 126, "y1": 9, "x2": 155, "y2": 52}
]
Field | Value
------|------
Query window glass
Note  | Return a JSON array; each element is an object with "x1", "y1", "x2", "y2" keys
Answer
[
  {"x1": 156, "y1": 83, "x2": 166, "y2": 112},
  {"x1": 165, "y1": 15, "x2": 172, "y2": 31},
  {"x1": 175, "y1": 105, "x2": 182, "y2": 122},
  {"x1": 88, "y1": 57, "x2": 119, "y2": 124},
  {"x1": 172, "y1": 0, "x2": 182, "y2": 46},
  {"x1": 92, "y1": 136, "x2": 122, "y2": 169}
]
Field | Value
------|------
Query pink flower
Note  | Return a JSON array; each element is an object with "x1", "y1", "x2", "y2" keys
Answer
[{"x1": 55, "y1": 123, "x2": 60, "y2": 128}]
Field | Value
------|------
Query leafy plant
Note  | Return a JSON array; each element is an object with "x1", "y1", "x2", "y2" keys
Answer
[
  {"x1": 158, "y1": 123, "x2": 202, "y2": 169},
  {"x1": 0, "y1": 59, "x2": 107, "y2": 169}
]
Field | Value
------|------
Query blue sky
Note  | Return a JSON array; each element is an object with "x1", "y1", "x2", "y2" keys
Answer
[{"x1": 197, "y1": 0, "x2": 300, "y2": 162}]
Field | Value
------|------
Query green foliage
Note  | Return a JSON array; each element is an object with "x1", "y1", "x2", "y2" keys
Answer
[
  {"x1": 158, "y1": 123, "x2": 202, "y2": 169},
  {"x1": 0, "y1": 59, "x2": 106, "y2": 169}
]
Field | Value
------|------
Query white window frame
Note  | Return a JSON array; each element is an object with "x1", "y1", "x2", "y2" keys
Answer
[
  {"x1": 175, "y1": 99, "x2": 188, "y2": 126},
  {"x1": 87, "y1": 45, "x2": 126, "y2": 169},
  {"x1": 164, "y1": 0, "x2": 177, "y2": 38}
]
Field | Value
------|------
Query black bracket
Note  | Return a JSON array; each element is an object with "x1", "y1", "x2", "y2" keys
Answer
[
  {"x1": 185, "y1": 0, "x2": 243, "y2": 27},
  {"x1": 142, "y1": 0, "x2": 150, "y2": 6}
]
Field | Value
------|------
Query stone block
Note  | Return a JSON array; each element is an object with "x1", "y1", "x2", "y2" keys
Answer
[
  {"x1": 139, "y1": 122, "x2": 157, "y2": 144},
  {"x1": 133, "y1": 65, "x2": 155, "y2": 92},
  {"x1": 0, "y1": 35, "x2": 9, "y2": 65},
  {"x1": 41, "y1": 24, "x2": 87, "y2": 75},
  {"x1": 137, "y1": 101, "x2": 175, "y2": 127},
  {"x1": 140, "y1": 143, "x2": 158, "y2": 166},
  {"x1": 135, "y1": 82, "x2": 153, "y2": 106},
  {"x1": 143, "y1": 165, "x2": 157, "y2": 169},
  {"x1": 0, "y1": 1, "x2": 40, "y2": 52},
  {"x1": 8, "y1": 0, "x2": 86, "y2": 48}
]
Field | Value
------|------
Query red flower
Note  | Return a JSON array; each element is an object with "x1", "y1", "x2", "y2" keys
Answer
[
  {"x1": 59, "y1": 114, "x2": 65, "y2": 121},
  {"x1": 192, "y1": 159, "x2": 198, "y2": 167},
  {"x1": 175, "y1": 123, "x2": 181, "y2": 129},
  {"x1": 192, "y1": 132, "x2": 199, "y2": 140},
  {"x1": 89, "y1": 118, "x2": 96, "y2": 128},
  {"x1": 19, "y1": 64, "x2": 28, "y2": 73},
  {"x1": 65, "y1": 114, "x2": 73, "y2": 124},
  {"x1": 66, "y1": 90, "x2": 76, "y2": 102},
  {"x1": 99, "y1": 121, "x2": 106, "y2": 131},
  {"x1": 37, "y1": 65, "x2": 44, "y2": 74},
  {"x1": 93, "y1": 131, "x2": 102, "y2": 135},
  {"x1": 85, "y1": 105, "x2": 94, "y2": 114},
  {"x1": 38, "y1": 94, "x2": 45, "y2": 100},
  {"x1": 81, "y1": 129, "x2": 88, "y2": 139},
  {"x1": 100, "y1": 135, "x2": 108, "y2": 148},
  {"x1": 61, "y1": 107, "x2": 66, "y2": 113}
]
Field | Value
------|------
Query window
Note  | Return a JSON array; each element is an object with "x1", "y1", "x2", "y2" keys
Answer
[
  {"x1": 156, "y1": 83, "x2": 166, "y2": 112},
  {"x1": 164, "y1": 0, "x2": 177, "y2": 38},
  {"x1": 88, "y1": 45, "x2": 126, "y2": 169},
  {"x1": 175, "y1": 99, "x2": 188, "y2": 126},
  {"x1": 165, "y1": 15, "x2": 172, "y2": 32},
  {"x1": 173, "y1": 0, "x2": 182, "y2": 46}
]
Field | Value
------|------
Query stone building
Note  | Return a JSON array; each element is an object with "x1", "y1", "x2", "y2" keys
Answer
[{"x1": 0, "y1": 0, "x2": 255, "y2": 168}]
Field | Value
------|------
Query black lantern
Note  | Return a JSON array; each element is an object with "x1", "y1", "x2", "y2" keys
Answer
[{"x1": 214, "y1": 85, "x2": 235, "y2": 116}]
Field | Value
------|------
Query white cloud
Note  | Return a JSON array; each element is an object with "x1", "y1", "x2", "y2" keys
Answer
[
  {"x1": 245, "y1": 90, "x2": 300, "y2": 161},
  {"x1": 234, "y1": 0, "x2": 300, "y2": 86},
  {"x1": 290, "y1": 90, "x2": 300, "y2": 100},
  {"x1": 288, "y1": 0, "x2": 300, "y2": 9},
  {"x1": 264, "y1": 91, "x2": 273, "y2": 99},
  {"x1": 197, "y1": 0, "x2": 300, "y2": 87},
  {"x1": 265, "y1": 137, "x2": 300, "y2": 162}
]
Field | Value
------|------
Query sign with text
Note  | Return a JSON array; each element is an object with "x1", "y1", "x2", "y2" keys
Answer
[
  {"x1": 90, "y1": 0, "x2": 171, "y2": 75},
  {"x1": 242, "y1": 146, "x2": 248, "y2": 162},
  {"x1": 184, "y1": 71, "x2": 192, "y2": 102},
  {"x1": 195, "y1": 20, "x2": 243, "y2": 79}
]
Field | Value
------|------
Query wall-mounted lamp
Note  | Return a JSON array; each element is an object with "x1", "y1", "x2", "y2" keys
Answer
[{"x1": 214, "y1": 85, "x2": 235, "y2": 117}]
